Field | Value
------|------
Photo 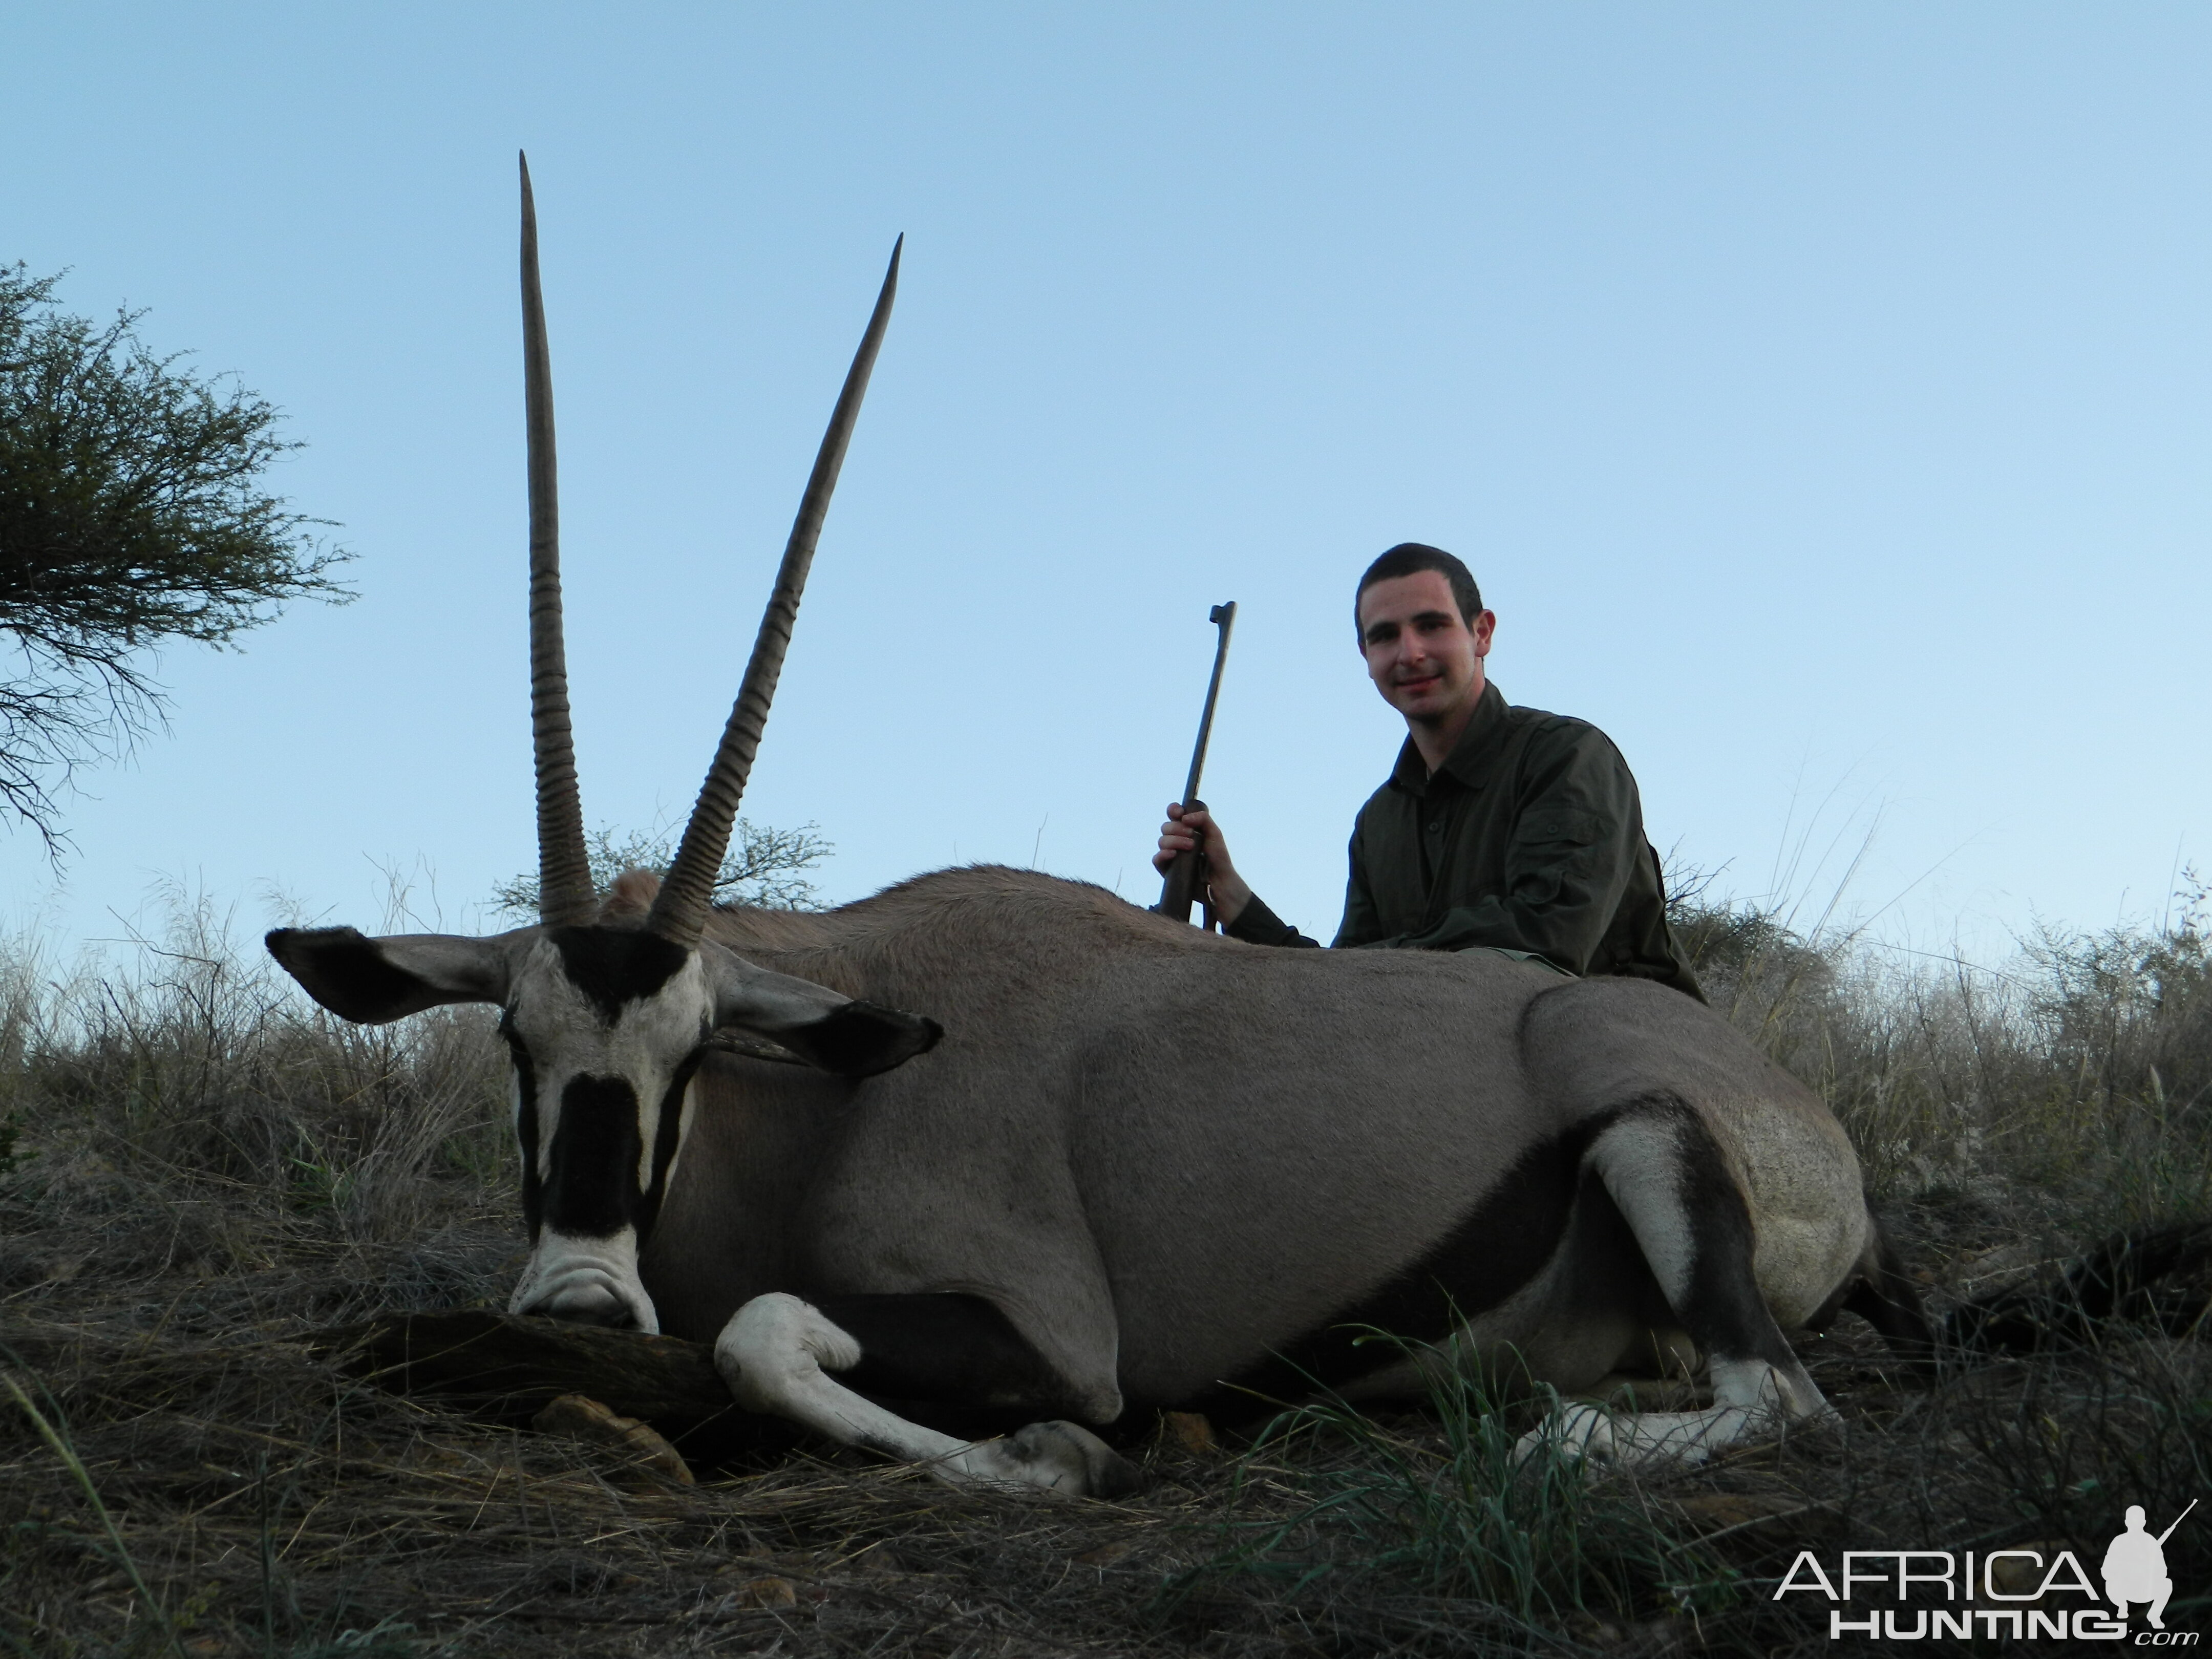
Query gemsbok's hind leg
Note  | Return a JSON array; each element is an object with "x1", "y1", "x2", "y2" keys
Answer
[
  {"x1": 1518, "y1": 1092, "x2": 1834, "y2": 1469},
  {"x1": 712, "y1": 1292, "x2": 1139, "y2": 1498}
]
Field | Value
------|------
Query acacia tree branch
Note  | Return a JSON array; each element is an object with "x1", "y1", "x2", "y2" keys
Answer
[{"x1": 0, "y1": 264, "x2": 351, "y2": 849}]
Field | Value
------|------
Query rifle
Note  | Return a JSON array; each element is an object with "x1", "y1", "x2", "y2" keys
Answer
[{"x1": 1155, "y1": 601, "x2": 1237, "y2": 926}]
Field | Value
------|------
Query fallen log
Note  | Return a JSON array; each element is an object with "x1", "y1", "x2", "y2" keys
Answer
[
  {"x1": 312, "y1": 1308, "x2": 1171, "y2": 1466},
  {"x1": 314, "y1": 1308, "x2": 737, "y2": 1428}
]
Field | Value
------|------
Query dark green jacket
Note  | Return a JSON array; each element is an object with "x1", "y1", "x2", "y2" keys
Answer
[{"x1": 1226, "y1": 680, "x2": 1704, "y2": 999}]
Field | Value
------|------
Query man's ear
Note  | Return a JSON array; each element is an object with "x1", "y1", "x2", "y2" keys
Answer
[
  {"x1": 701, "y1": 943, "x2": 942, "y2": 1079},
  {"x1": 266, "y1": 927, "x2": 518, "y2": 1024}
]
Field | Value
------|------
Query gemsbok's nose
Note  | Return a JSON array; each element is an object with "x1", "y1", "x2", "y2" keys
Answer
[{"x1": 535, "y1": 1280, "x2": 628, "y2": 1326}]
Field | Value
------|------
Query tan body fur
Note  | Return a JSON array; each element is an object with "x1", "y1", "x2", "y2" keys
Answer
[{"x1": 640, "y1": 865, "x2": 1874, "y2": 1424}]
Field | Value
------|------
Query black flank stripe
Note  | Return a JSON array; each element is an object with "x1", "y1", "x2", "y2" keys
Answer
[{"x1": 1191, "y1": 1110, "x2": 1633, "y2": 1419}]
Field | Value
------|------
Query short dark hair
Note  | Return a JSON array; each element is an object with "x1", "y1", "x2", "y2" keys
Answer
[{"x1": 1354, "y1": 543, "x2": 1483, "y2": 633}]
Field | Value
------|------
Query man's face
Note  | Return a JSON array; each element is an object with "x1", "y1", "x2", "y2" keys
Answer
[{"x1": 1357, "y1": 570, "x2": 1494, "y2": 728}]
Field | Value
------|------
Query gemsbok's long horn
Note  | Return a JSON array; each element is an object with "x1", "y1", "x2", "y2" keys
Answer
[
  {"x1": 647, "y1": 236, "x2": 903, "y2": 948},
  {"x1": 520, "y1": 153, "x2": 598, "y2": 927}
]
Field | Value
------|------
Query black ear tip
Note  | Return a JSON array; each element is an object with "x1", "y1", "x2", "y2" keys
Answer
[
  {"x1": 788, "y1": 999, "x2": 943, "y2": 1078},
  {"x1": 871, "y1": 1004, "x2": 943, "y2": 1057},
  {"x1": 265, "y1": 925, "x2": 363, "y2": 965}
]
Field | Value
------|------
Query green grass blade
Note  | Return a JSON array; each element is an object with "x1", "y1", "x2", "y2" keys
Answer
[{"x1": 3, "y1": 1371, "x2": 192, "y2": 1659}]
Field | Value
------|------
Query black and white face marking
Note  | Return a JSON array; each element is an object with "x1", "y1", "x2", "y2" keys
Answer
[
  {"x1": 502, "y1": 928, "x2": 714, "y2": 1332},
  {"x1": 262, "y1": 917, "x2": 943, "y2": 1334}
]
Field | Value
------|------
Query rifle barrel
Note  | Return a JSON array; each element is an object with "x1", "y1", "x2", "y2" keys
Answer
[
  {"x1": 1156, "y1": 602, "x2": 1237, "y2": 923},
  {"x1": 1180, "y1": 602, "x2": 1237, "y2": 807},
  {"x1": 2157, "y1": 1498, "x2": 2198, "y2": 1545}
]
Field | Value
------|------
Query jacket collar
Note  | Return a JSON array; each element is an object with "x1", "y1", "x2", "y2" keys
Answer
[{"x1": 1388, "y1": 679, "x2": 1509, "y2": 794}]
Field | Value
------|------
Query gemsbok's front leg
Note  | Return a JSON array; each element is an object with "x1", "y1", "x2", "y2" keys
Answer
[
  {"x1": 713, "y1": 1292, "x2": 1139, "y2": 1497},
  {"x1": 1518, "y1": 1092, "x2": 1837, "y2": 1469}
]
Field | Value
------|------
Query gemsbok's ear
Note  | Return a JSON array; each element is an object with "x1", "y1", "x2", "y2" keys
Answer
[
  {"x1": 266, "y1": 927, "x2": 517, "y2": 1024},
  {"x1": 775, "y1": 999, "x2": 944, "y2": 1078},
  {"x1": 701, "y1": 943, "x2": 942, "y2": 1079}
]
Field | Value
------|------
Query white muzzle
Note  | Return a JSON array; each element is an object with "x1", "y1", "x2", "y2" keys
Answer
[{"x1": 509, "y1": 1227, "x2": 660, "y2": 1332}]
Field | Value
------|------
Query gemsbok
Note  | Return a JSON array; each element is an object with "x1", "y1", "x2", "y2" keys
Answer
[{"x1": 267, "y1": 158, "x2": 1930, "y2": 1496}]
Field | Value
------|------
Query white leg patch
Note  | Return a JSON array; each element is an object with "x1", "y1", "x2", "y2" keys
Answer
[
  {"x1": 714, "y1": 1293, "x2": 1132, "y2": 1498},
  {"x1": 1587, "y1": 1116, "x2": 1698, "y2": 1308}
]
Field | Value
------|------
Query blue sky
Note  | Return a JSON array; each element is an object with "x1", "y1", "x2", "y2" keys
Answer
[{"x1": 3, "y1": 6, "x2": 2207, "y2": 963}]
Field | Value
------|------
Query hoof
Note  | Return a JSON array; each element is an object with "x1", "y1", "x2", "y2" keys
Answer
[
  {"x1": 1004, "y1": 1419, "x2": 1143, "y2": 1500},
  {"x1": 948, "y1": 1419, "x2": 1142, "y2": 1498}
]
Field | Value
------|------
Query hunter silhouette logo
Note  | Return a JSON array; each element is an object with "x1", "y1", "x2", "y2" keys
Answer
[{"x1": 2106, "y1": 1501, "x2": 2195, "y2": 1632}]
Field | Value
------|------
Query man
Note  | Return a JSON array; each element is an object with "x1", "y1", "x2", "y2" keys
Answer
[
  {"x1": 1153, "y1": 542, "x2": 1701, "y2": 997},
  {"x1": 2102, "y1": 1505, "x2": 2178, "y2": 1631}
]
